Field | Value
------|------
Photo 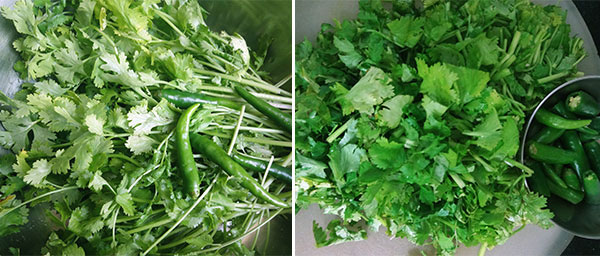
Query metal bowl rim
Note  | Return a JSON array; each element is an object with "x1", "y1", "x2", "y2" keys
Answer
[{"x1": 519, "y1": 75, "x2": 600, "y2": 239}]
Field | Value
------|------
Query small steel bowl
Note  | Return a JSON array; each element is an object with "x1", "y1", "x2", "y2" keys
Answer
[{"x1": 520, "y1": 75, "x2": 600, "y2": 239}]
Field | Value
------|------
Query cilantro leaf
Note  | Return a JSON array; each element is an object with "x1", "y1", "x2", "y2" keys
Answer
[
  {"x1": 296, "y1": 152, "x2": 327, "y2": 179},
  {"x1": 23, "y1": 159, "x2": 51, "y2": 187},
  {"x1": 127, "y1": 99, "x2": 176, "y2": 135},
  {"x1": 417, "y1": 59, "x2": 458, "y2": 106},
  {"x1": 344, "y1": 67, "x2": 394, "y2": 115},
  {"x1": 313, "y1": 220, "x2": 367, "y2": 248},
  {"x1": 333, "y1": 36, "x2": 363, "y2": 68},
  {"x1": 125, "y1": 135, "x2": 155, "y2": 155},
  {"x1": 328, "y1": 143, "x2": 366, "y2": 188},
  {"x1": 387, "y1": 16, "x2": 424, "y2": 48},
  {"x1": 377, "y1": 95, "x2": 413, "y2": 128},
  {"x1": 369, "y1": 138, "x2": 406, "y2": 169}
]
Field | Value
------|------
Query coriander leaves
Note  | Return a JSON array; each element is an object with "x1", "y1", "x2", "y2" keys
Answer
[{"x1": 296, "y1": 0, "x2": 576, "y2": 254}]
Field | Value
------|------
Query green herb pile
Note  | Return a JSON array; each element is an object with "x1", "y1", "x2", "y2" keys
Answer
[
  {"x1": 295, "y1": 0, "x2": 585, "y2": 254},
  {"x1": 0, "y1": 0, "x2": 292, "y2": 255}
]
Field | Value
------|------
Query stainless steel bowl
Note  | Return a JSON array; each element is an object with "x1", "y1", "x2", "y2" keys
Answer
[
  {"x1": 0, "y1": 0, "x2": 291, "y2": 254},
  {"x1": 520, "y1": 76, "x2": 600, "y2": 239}
]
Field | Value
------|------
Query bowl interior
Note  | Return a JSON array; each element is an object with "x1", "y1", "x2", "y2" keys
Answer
[
  {"x1": 0, "y1": 0, "x2": 291, "y2": 254},
  {"x1": 521, "y1": 76, "x2": 600, "y2": 239}
]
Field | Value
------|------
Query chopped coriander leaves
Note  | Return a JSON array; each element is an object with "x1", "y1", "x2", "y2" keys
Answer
[{"x1": 296, "y1": 0, "x2": 579, "y2": 254}]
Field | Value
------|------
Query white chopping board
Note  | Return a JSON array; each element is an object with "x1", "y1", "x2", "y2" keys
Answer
[{"x1": 294, "y1": 0, "x2": 600, "y2": 255}]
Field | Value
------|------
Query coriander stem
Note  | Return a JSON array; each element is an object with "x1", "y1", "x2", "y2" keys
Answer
[
  {"x1": 537, "y1": 71, "x2": 569, "y2": 84},
  {"x1": 158, "y1": 228, "x2": 207, "y2": 250},
  {"x1": 228, "y1": 106, "x2": 246, "y2": 155},
  {"x1": 507, "y1": 31, "x2": 521, "y2": 56},
  {"x1": 250, "y1": 210, "x2": 266, "y2": 250},
  {"x1": 201, "y1": 131, "x2": 292, "y2": 148},
  {"x1": 253, "y1": 93, "x2": 293, "y2": 104},
  {"x1": 261, "y1": 210, "x2": 272, "y2": 255},
  {"x1": 124, "y1": 217, "x2": 172, "y2": 235},
  {"x1": 142, "y1": 176, "x2": 217, "y2": 256},
  {"x1": 0, "y1": 186, "x2": 78, "y2": 219},
  {"x1": 117, "y1": 208, "x2": 166, "y2": 223},
  {"x1": 210, "y1": 124, "x2": 286, "y2": 134},
  {"x1": 154, "y1": 9, "x2": 185, "y2": 38},
  {"x1": 112, "y1": 208, "x2": 119, "y2": 246},
  {"x1": 194, "y1": 69, "x2": 290, "y2": 96},
  {"x1": 196, "y1": 208, "x2": 284, "y2": 254},
  {"x1": 478, "y1": 243, "x2": 488, "y2": 256},
  {"x1": 274, "y1": 74, "x2": 292, "y2": 88},
  {"x1": 199, "y1": 85, "x2": 292, "y2": 103},
  {"x1": 281, "y1": 151, "x2": 293, "y2": 167},
  {"x1": 107, "y1": 153, "x2": 142, "y2": 167},
  {"x1": 326, "y1": 119, "x2": 352, "y2": 143},
  {"x1": 51, "y1": 141, "x2": 73, "y2": 148},
  {"x1": 504, "y1": 158, "x2": 534, "y2": 175}
]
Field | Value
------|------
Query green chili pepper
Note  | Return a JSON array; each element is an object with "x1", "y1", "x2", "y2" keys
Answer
[
  {"x1": 584, "y1": 141, "x2": 600, "y2": 176},
  {"x1": 527, "y1": 161, "x2": 551, "y2": 197},
  {"x1": 527, "y1": 141, "x2": 577, "y2": 164},
  {"x1": 160, "y1": 89, "x2": 241, "y2": 110},
  {"x1": 535, "y1": 109, "x2": 591, "y2": 130},
  {"x1": 560, "y1": 130, "x2": 590, "y2": 179},
  {"x1": 232, "y1": 153, "x2": 292, "y2": 185},
  {"x1": 176, "y1": 104, "x2": 202, "y2": 198},
  {"x1": 551, "y1": 101, "x2": 577, "y2": 119},
  {"x1": 547, "y1": 179, "x2": 584, "y2": 205},
  {"x1": 580, "y1": 132, "x2": 600, "y2": 142},
  {"x1": 234, "y1": 85, "x2": 292, "y2": 133},
  {"x1": 562, "y1": 168, "x2": 581, "y2": 191},
  {"x1": 190, "y1": 133, "x2": 289, "y2": 208},
  {"x1": 589, "y1": 116, "x2": 600, "y2": 132},
  {"x1": 576, "y1": 127, "x2": 599, "y2": 135},
  {"x1": 532, "y1": 126, "x2": 564, "y2": 144},
  {"x1": 566, "y1": 90, "x2": 600, "y2": 117},
  {"x1": 541, "y1": 163, "x2": 569, "y2": 189},
  {"x1": 583, "y1": 170, "x2": 600, "y2": 205}
]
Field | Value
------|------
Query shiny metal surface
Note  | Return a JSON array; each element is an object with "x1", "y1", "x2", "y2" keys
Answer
[
  {"x1": 0, "y1": 0, "x2": 291, "y2": 254},
  {"x1": 521, "y1": 76, "x2": 600, "y2": 239}
]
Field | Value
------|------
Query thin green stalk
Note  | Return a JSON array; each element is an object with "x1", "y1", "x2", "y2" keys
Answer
[
  {"x1": 250, "y1": 210, "x2": 266, "y2": 251},
  {"x1": 504, "y1": 158, "x2": 534, "y2": 175},
  {"x1": 261, "y1": 212, "x2": 272, "y2": 255},
  {"x1": 198, "y1": 85, "x2": 292, "y2": 103},
  {"x1": 537, "y1": 71, "x2": 569, "y2": 84},
  {"x1": 274, "y1": 74, "x2": 292, "y2": 88},
  {"x1": 112, "y1": 208, "x2": 119, "y2": 246},
  {"x1": 127, "y1": 131, "x2": 173, "y2": 193},
  {"x1": 107, "y1": 153, "x2": 142, "y2": 167},
  {"x1": 158, "y1": 228, "x2": 205, "y2": 250},
  {"x1": 50, "y1": 141, "x2": 73, "y2": 148},
  {"x1": 227, "y1": 106, "x2": 246, "y2": 155},
  {"x1": 116, "y1": 208, "x2": 166, "y2": 223},
  {"x1": 141, "y1": 177, "x2": 217, "y2": 256},
  {"x1": 154, "y1": 9, "x2": 185, "y2": 38},
  {"x1": 194, "y1": 69, "x2": 290, "y2": 96},
  {"x1": 253, "y1": 93, "x2": 293, "y2": 104},
  {"x1": 195, "y1": 208, "x2": 284, "y2": 254},
  {"x1": 210, "y1": 124, "x2": 286, "y2": 134},
  {"x1": 196, "y1": 60, "x2": 227, "y2": 73},
  {"x1": 326, "y1": 119, "x2": 352, "y2": 143},
  {"x1": 124, "y1": 217, "x2": 173, "y2": 235},
  {"x1": 478, "y1": 242, "x2": 488, "y2": 256},
  {"x1": 0, "y1": 186, "x2": 78, "y2": 219},
  {"x1": 281, "y1": 151, "x2": 293, "y2": 167},
  {"x1": 507, "y1": 31, "x2": 521, "y2": 55},
  {"x1": 200, "y1": 131, "x2": 291, "y2": 148}
]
